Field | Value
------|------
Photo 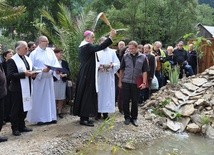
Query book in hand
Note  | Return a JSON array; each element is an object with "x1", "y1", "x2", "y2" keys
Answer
[
  {"x1": 45, "y1": 64, "x2": 68, "y2": 73},
  {"x1": 31, "y1": 69, "x2": 42, "y2": 74},
  {"x1": 136, "y1": 76, "x2": 143, "y2": 88},
  {"x1": 136, "y1": 75, "x2": 148, "y2": 88}
]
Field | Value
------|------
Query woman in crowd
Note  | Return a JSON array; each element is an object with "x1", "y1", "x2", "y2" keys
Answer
[
  {"x1": 53, "y1": 48, "x2": 70, "y2": 118},
  {"x1": 2, "y1": 49, "x2": 13, "y2": 123}
]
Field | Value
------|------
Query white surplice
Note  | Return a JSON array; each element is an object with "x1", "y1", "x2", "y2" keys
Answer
[
  {"x1": 95, "y1": 47, "x2": 120, "y2": 113},
  {"x1": 27, "y1": 46, "x2": 61, "y2": 123},
  {"x1": 12, "y1": 53, "x2": 33, "y2": 112}
]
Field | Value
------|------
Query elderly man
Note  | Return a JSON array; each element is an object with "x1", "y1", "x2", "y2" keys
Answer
[
  {"x1": 73, "y1": 29, "x2": 116, "y2": 127},
  {"x1": 118, "y1": 41, "x2": 149, "y2": 127},
  {"x1": 27, "y1": 36, "x2": 61, "y2": 125},
  {"x1": 7, "y1": 41, "x2": 35, "y2": 136}
]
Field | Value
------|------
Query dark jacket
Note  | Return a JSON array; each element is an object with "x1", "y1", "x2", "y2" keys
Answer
[
  {"x1": 73, "y1": 38, "x2": 113, "y2": 117},
  {"x1": 173, "y1": 48, "x2": 188, "y2": 65},
  {"x1": 7, "y1": 59, "x2": 26, "y2": 92},
  {"x1": 0, "y1": 64, "x2": 7, "y2": 98}
]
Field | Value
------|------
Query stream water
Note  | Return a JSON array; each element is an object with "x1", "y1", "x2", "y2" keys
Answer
[{"x1": 80, "y1": 133, "x2": 214, "y2": 155}]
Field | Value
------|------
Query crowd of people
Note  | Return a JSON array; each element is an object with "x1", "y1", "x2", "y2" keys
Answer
[
  {"x1": 0, "y1": 36, "x2": 70, "y2": 142},
  {"x1": 0, "y1": 30, "x2": 198, "y2": 143}
]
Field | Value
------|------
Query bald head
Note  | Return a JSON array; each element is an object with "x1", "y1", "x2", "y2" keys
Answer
[{"x1": 38, "y1": 36, "x2": 49, "y2": 49}]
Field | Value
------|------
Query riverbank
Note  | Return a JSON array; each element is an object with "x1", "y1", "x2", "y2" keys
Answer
[{"x1": 0, "y1": 105, "x2": 166, "y2": 155}]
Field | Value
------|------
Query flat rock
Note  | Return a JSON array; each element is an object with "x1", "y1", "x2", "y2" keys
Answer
[
  {"x1": 179, "y1": 104, "x2": 195, "y2": 116},
  {"x1": 142, "y1": 100, "x2": 156, "y2": 109},
  {"x1": 190, "y1": 114, "x2": 202, "y2": 126},
  {"x1": 205, "y1": 107, "x2": 212, "y2": 111},
  {"x1": 171, "y1": 97, "x2": 179, "y2": 105},
  {"x1": 183, "y1": 83, "x2": 199, "y2": 92},
  {"x1": 189, "y1": 95, "x2": 202, "y2": 100},
  {"x1": 186, "y1": 123, "x2": 201, "y2": 133},
  {"x1": 185, "y1": 100, "x2": 196, "y2": 104},
  {"x1": 166, "y1": 119, "x2": 181, "y2": 132},
  {"x1": 202, "y1": 82, "x2": 214, "y2": 88},
  {"x1": 196, "y1": 87, "x2": 208, "y2": 93},
  {"x1": 192, "y1": 78, "x2": 207, "y2": 87},
  {"x1": 194, "y1": 99, "x2": 205, "y2": 106},
  {"x1": 180, "y1": 89, "x2": 192, "y2": 96},
  {"x1": 163, "y1": 108, "x2": 176, "y2": 119},
  {"x1": 174, "y1": 91, "x2": 188, "y2": 101},
  {"x1": 178, "y1": 117, "x2": 191, "y2": 132},
  {"x1": 205, "y1": 126, "x2": 214, "y2": 139},
  {"x1": 165, "y1": 102, "x2": 178, "y2": 112},
  {"x1": 208, "y1": 69, "x2": 214, "y2": 75}
]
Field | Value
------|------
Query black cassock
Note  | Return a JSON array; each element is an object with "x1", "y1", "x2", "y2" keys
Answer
[{"x1": 73, "y1": 38, "x2": 112, "y2": 117}]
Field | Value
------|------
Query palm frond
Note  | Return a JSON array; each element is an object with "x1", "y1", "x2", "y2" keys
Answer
[
  {"x1": 0, "y1": 1, "x2": 26, "y2": 23},
  {"x1": 40, "y1": 9, "x2": 56, "y2": 25}
]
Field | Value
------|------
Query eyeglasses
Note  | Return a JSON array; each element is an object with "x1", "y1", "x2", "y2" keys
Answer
[{"x1": 41, "y1": 40, "x2": 49, "y2": 42}]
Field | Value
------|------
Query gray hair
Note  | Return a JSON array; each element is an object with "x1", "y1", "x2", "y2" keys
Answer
[
  {"x1": 15, "y1": 41, "x2": 27, "y2": 51},
  {"x1": 154, "y1": 41, "x2": 162, "y2": 47},
  {"x1": 128, "y1": 41, "x2": 138, "y2": 47}
]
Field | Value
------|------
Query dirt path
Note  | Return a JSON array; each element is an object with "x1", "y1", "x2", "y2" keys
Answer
[{"x1": 0, "y1": 105, "x2": 165, "y2": 155}]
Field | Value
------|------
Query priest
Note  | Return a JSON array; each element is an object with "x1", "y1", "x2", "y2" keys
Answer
[
  {"x1": 27, "y1": 36, "x2": 60, "y2": 125},
  {"x1": 73, "y1": 29, "x2": 116, "y2": 127}
]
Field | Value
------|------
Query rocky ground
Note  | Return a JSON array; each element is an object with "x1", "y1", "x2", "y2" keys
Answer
[
  {"x1": 142, "y1": 66, "x2": 214, "y2": 138},
  {"x1": 0, "y1": 105, "x2": 166, "y2": 155}
]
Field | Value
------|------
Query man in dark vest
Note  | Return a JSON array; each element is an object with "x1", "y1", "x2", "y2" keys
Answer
[{"x1": 118, "y1": 41, "x2": 149, "y2": 127}]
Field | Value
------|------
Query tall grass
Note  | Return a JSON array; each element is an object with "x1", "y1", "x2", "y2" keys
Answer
[{"x1": 169, "y1": 66, "x2": 180, "y2": 86}]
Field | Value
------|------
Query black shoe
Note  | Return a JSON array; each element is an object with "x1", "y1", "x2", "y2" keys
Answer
[
  {"x1": 19, "y1": 127, "x2": 33, "y2": 132},
  {"x1": 50, "y1": 120, "x2": 57, "y2": 124},
  {"x1": 131, "y1": 119, "x2": 138, "y2": 127},
  {"x1": 13, "y1": 130, "x2": 21, "y2": 136},
  {"x1": 37, "y1": 122, "x2": 46, "y2": 126},
  {"x1": 103, "y1": 113, "x2": 109, "y2": 120},
  {"x1": 95, "y1": 113, "x2": 101, "y2": 120},
  {"x1": 0, "y1": 136, "x2": 8, "y2": 143},
  {"x1": 80, "y1": 120, "x2": 94, "y2": 127},
  {"x1": 124, "y1": 118, "x2": 130, "y2": 125},
  {"x1": 58, "y1": 113, "x2": 64, "y2": 119}
]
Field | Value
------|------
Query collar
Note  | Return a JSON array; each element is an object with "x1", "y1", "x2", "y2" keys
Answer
[{"x1": 79, "y1": 40, "x2": 90, "y2": 47}]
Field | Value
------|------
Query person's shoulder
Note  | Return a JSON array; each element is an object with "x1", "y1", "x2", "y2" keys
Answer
[
  {"x1": 47, "y1": 47, "x2": 54, "y2": 52},
  {"x1": 7, "y1": 58, "x2": 15, "y2": 65}
]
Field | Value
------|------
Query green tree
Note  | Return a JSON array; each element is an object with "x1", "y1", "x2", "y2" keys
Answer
[
  {"x1": 196, "y1": 4, "x2": 214, "y2": 25},
  {"x1": 5, "y1": 0, "x2": 91, "y2": 41}
]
